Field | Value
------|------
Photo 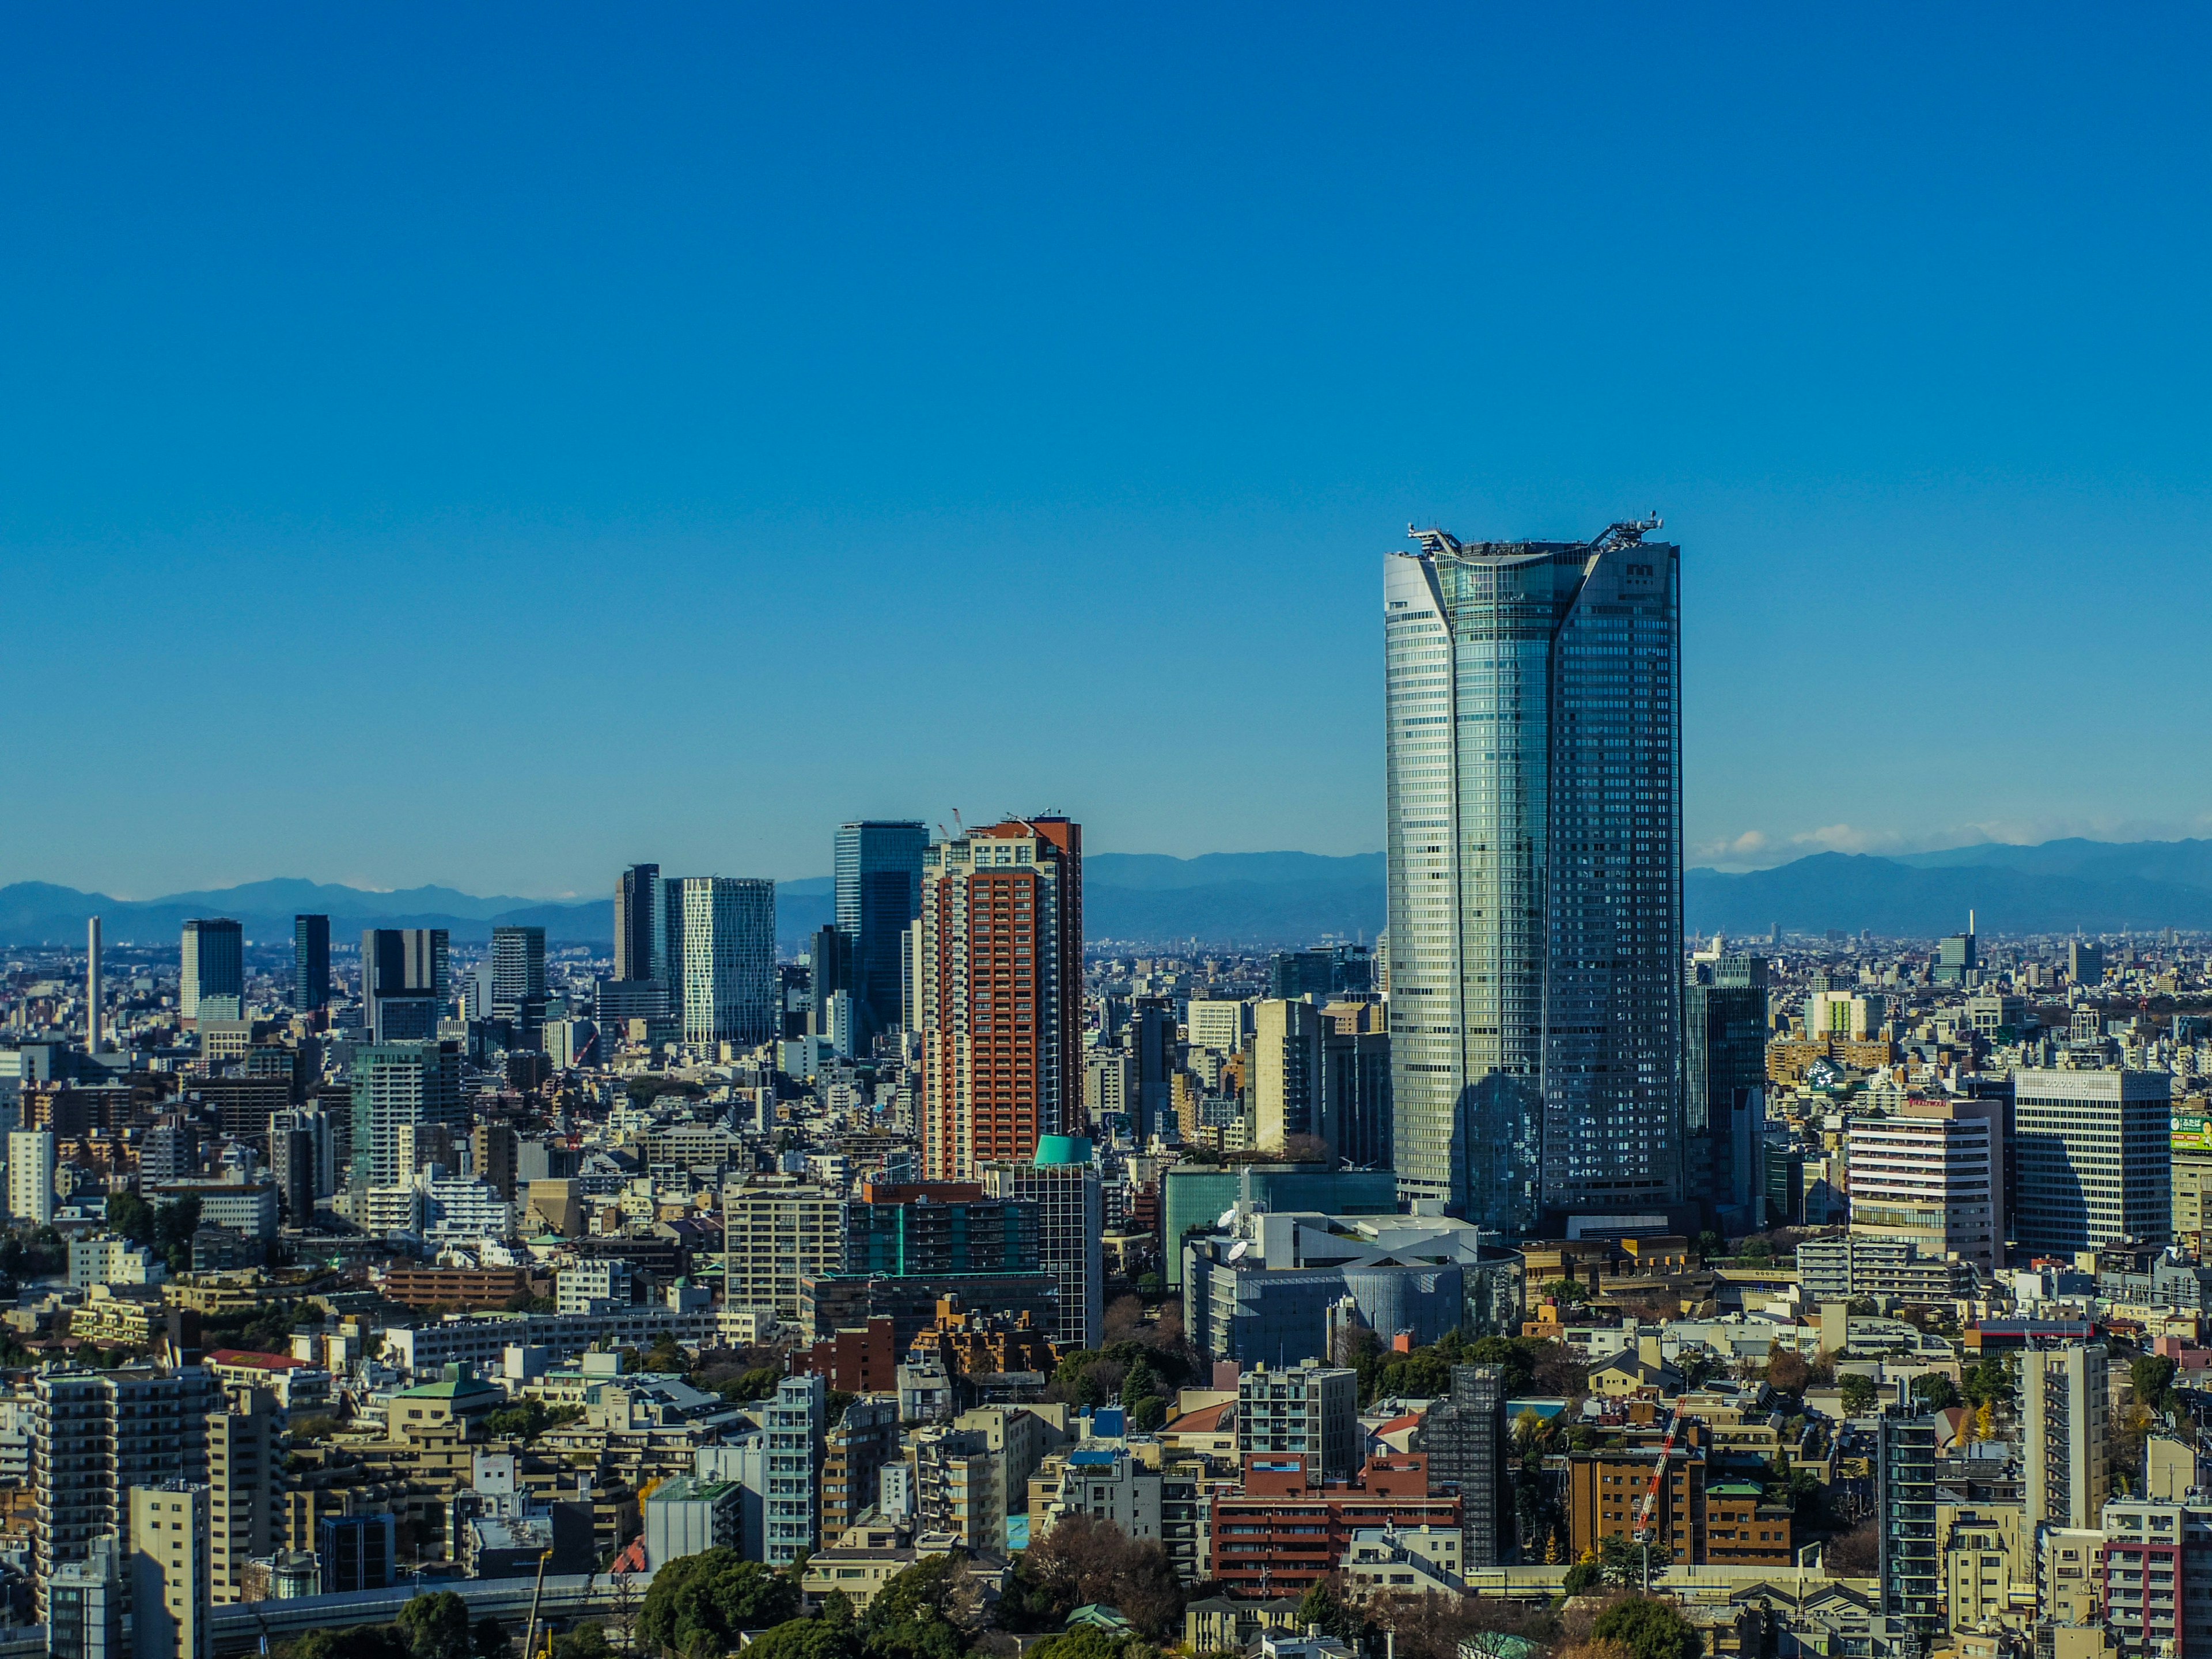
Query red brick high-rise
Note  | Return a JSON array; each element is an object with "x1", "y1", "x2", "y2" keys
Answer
[{"x1": 918, "y1": 817, "x2": 1083, "y2": 1179}]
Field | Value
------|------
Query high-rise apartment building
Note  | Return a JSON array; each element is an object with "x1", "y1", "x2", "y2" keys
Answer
[
  {"x1": 1236, "y1": 1359, "x2": 1359, "y2": 1483},
  {"x1": 917, "y1": 818, "x2": 1083, "y2": 1180},
  {"x1": 1683, "y1": 953, "x2": 1769, "y2": 1234},
  {"x1": 268, "y1": 1112, "x2": 317, "y2": 1223},
  {"x1": 2013, "y1": 1069, "x2": 2172, "y2": 1252},
  {"x1": 291, "y1": 915, "x2": 329, "y2": 1012},
  {"x1": 206, "y1": 1392, "x2": 275, "y2": 1604},
  {"x1": 1323, "y1": 1027, "x2": 1393, "y2": 1169},
  {"x1": 361, "y1": 929, "x2": 449, "y2": 1043},
  {"x1": 128, "y1": 1481, "x2": 211, "y2": 1659},
  {"x1": 48, "y1": 1535, "x2": 124, "y2": 1659},
  {"x1": 34, "y1": 1368, "x2": 219, "y2": 1616},
  {"x1": 980, "y1": 1145, "x2": 1104, "y2": 1351},
  {"x1": 613, "y1": 863, "x2": 662, "y2": 984},
  {"x1": 2024, "y1": 1343, "x2": 2109, "y2": 1530},
  {"x1": 763, "y1": 1373, "x2": 825, "y2": 1565},
  {"x1": 664, "y1": 878, "x2": 777, "y2": 1048},
  {"x1": 179, "y1": 920, "x2": 244, "y2": 1024},
  {"x1": 1876, "y1": 1412, "x2": 1941, "y2": 1643},
  {"x1": 835, "y1": 821, "x2": 928, "y2": 1040},
  {"x1": 723, "y1": 1180, "x2": 842, "y2": 1321},
  {"x1": 490, "y1": 926, "x2": 547, "y2": 1022},
  {"x1": 1385, "y1": 521, "x2": 1681, "y2": 1229},
  {"x1": 1252, "y1": 1000, "x2": 1330, "y2": 1159},
  {"x1": 1847, "y1": 1097, "x2": 2003, "y2": 1277},
  {"x1": 9, "y1": 1130, "x2": 55, "y2": 1225},
  {"x1": 348, "y1": 1042, "x2": 463, "y2": 1191},
  {"x1": 86, "y1": 916, "x2": 103, "y2": 1054}
]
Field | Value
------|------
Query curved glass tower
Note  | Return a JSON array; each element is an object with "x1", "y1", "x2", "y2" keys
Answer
[{"x1": 1385, "y1": 521, "x2": 1681, "y2": 1231}]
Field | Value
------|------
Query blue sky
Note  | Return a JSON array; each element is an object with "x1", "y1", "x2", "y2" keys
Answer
[{"x1": 6, "y1": 5, "x2": 2211, "y2": 896}]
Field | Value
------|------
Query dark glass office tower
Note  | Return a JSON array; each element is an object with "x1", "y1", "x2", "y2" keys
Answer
[
  {"x1": 362, "y1": 928, "x2": 449, "y2": 1043},
  {"x1": 835, "y1": 821, "x2": 928, "y2": 1037},
  {"x1": 1385, "y1": 520, "x2": 1681, "y2": 1230},
  {"x1": 490, "y1": 925, "x2": 547, "y2": 1018},
  {"x1": 293, "y1": 914, "x2": 331, "y2": 1010},
  {"x1": 1683, "y1": 953, "x2": 1770, "y2": 1235},
  {"x1": 613, "y1": 863, "x2": 662, "y2": 983}
]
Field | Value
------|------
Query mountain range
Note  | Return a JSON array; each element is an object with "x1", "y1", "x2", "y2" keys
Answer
[{"x1": 10, "y1": 838, "x2": 2212, "y2": 952}]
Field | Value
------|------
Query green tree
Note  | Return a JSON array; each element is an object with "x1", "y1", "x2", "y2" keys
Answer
[
  {"x1": 639, "y1": 1549, "x2": 800, "y2": 1656},
  {"x1": 1589, "y1": 1597, "x2": 1703, "y2": 1659},
  {"x1": 287, "y1": 1628, "x2": 412, "y2": 1659},
  {"x1": 551, "y1": 1628, "x2": 614, "y2": 1659},
  {"x1": 1597, "y1": 1531, "x2": 1650, "y2": 1588},
  {"x1": 1839, "y1": 1373, "x2": 1878, "y2": 1416},
  {"x1": 1961, "y1": 1356, "x2": 2015, "y2": 1408},
  {"x1": 1560, "y1": 1561, "x2": 1601, "y2": 1596},
  {"x1": 471, "y1": 1619, "x2": 512, "y2": 1659},
  {"x1": 108, "y1": 1192, "x2": 156, "y2": 1245},
  {"x1": 396, "y1": 1593, "x2": 473, "y2": 1659},
  {"x1": 1911, "y1": 1373, "x2": 1962, "y2": 1412},
  {"x1": 2134, "y1": 1354, "x2": 2180, "y2": 1416},
  {"x1": 712, "y1": 1366, "x2": 783, "y2": 1404}
]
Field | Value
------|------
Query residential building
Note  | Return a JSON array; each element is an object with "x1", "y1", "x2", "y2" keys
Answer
[
  {"x1": 130, "y1": 1482, "x2": 211, "y2": 1659},
  {"x1": 1209, "y1": 1454, "x2": 1459, "y2": 1597},
  {"x1": 1238, "y1": 1361, "x2": 1358, "y2": 1483},
  {"x1": 914, "y1": 1425, "x2": 1009, "y2": 1550},
  {"x1": 149, "y1": 1182, "x2": 278, "y2": 1240},
  {"x1": 642, "y1": 1475, "x2": 743, "y2": 1570},
  {"x1": 980, "y1": 1143, "x2": 1105, "y2": 1351},
  {"x1": 10, "y1": 1130, "x2": 56, "y2": 1224},
  {"x1": 836, "y1": 821, "x2": 928, "y2": 1040},
  {"x1": 48, "y1": 1535, "x2": 124, "y2": 1659},
  {"x1": 347, "y1": 1041, "x2": 462, "y2": 1192},
  {"x1": 1847, "y1": 1097, "x2": 2003, "y2": 1277},
  {"x1": 2100, "y1": 1497, "x2": 2212, "y2": 1659},
  {"x1": 1944, "y1": 1510, "x2": 2020, "y2": 1635},
  {"x1": 1252, "y1": 999, "x2": 1330, "y2": 1159},
  {"x1": 1035, "y1": 1443, "x2": 1161, "y2": 1546},
  {"x1": 2013, "y1": 1069, "x2": 2173, "y2": 1252},
  {"x1": 821, "y1": 1397, "x2": 902, "y2": 1543},
  {"x1": 613, "y1": 863, "x2": 663, "y2": 984},
  {"x1": 917, "y1": 817, "x2": 1083, "y2": 1179},
  {"x1": 1797, "y1": 1236, "x2": 1976, "y2": 1303},
  {"x1": 291, "y1": 915, "x2": 329, "y2": 1013},
  {"x1": 763, "y1": 1374, "x2": 825, "y2": 1566},
  {"x1": 557, "y1": 1259, "x2": 634, "y2": 1315},
  {"x1": 270, "y1": 1112, "x2": 317, "y2": 1223},
  {"x1": 843, "y1": 1181, "x2": 1041, "y2": 1275},
  {"x1": 1419, "y1": 1364, "x2": 1506, "y2": 1569},
  {"x1": 2024, "y1": 1343, "x2": 2109, "y2": 1531},
  {"x1": 1385, "y1": 521, "x2": 1680, "y2": 1228},
  {"x1": 206, "y1": 1391, "x2": 275, "y2": 1604},
  {"x1": 490, "y1": 926, "x2": 547, "y2": 1023},
  {"x1": 1340, "y1": 1524, "x2": 1465, "y2": 1599},
  {"x1": 1876, "y1": 1412, "x2": 1941, "y2": 1643},
  {"x1": 1683, "y1": 953, "x2": 1770, "y2": 1234},
  {"x1": 180, "y1": 920, "x2": 243, "y2": 1024},
  {"x1": 724, "y1": 1180, "x2": 842, "y2": 1322},
  {"x1": 68, "y1": 1235, "x2": 164, "y2": 1289},
  {"x1": 665, "y1": 877, "x2": 777, "y2": 1048}
]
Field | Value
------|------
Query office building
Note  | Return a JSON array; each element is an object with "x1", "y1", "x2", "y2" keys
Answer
[
  {"x1": 1683, "y1": 953, "x2": 1770, "y2": 1234},
  {"x1": 724, "y1": 1181, "x2": 842, "y2": 1321},
  {"x1": 843, "y1": 1181, "x2": 1040, "y2": 1276},
  {"x1": 1421, "y1": 1363, "x2": 1508, "y2": 1569},
  {"x1": 664, "y1": 878, "x2": 777, "y2": 1048},
  {"x1": 1252, "y1": 999, "x2": 1330, "y2": 1159},
  {"x1": 490, "y1": 926, "x2": 547, "y2": 1021},
  {"x1": 1323, "y1": 1027, "x2": 1392, "y2": 1170},
  {"x1": 836, "y1": 821, "x2": 928, "y2": 1040},
  {"x1": 348, "y1": 1042, "x2": 463, "y2": 1192},
  {"x1": 179, "y1": 920, "x2": 243, "y2": 1024},
  {"x1": 1160, "y1": 1163, "x2": 1399, "y2": 1288},
  {"x1": 1186, "y1": 998, "x2": 1252, "y2": 1055},
  {"x1": 1385, "y1": 521, "x2": 1681, "y2": 1229},
  {"x1": 916, "y1": 817, "x2": 1084, "y2": 1180},
  {"x1": 980, "y1": 1141, "x2": 1105, "y2": 1351},
  {"x1": 808, "y1": 923, "x2": 852, "y2": 1039},
  {"x1": 362, "y1": 929, "x2": 449, "y2": 1043},
  {"x1": 34, "y1": 1368, "x2": 219, "y2": 1616},
  {"x1": 269, "y1": 1112, "x2": 317, "y2": 1222},
  {"x1": 763, "y1": 1373, "x2": 825, "y2": 1565},
  {"x1": 130, "y1": 1482, "x2": 211, "y2": 1659},
  {"x1": 47, "y1": 1534, "x2": 124, "y2": 1659},
  {"x1": 1875, "y1": 1412, "x2": 1940, "y2": 1643},
  {"x1": 291, "y1": 915, "x2": 329, "y2": 1013},
  {"x1": 316, "y1": 1514, "x2": 396, "y2": 1594},
  {"x1": 1934, "y1": 916, "x2": 1978, "y2": 987},
  {"x1": 2014, "y1": 1069, "x2": 2173, "y2": 1252},
  {"x1": 86, "y1": 916, "x2": 103, "y2": 1054},
  {"x1": 613, "y1": 863, "x2": 663, "y2": 984},
  {"x1": 1847, "y1": 1096, "x2": 2003, "y2": 1277},
  {"x1": 1128, "y1": 996, "x2": 1176, "y2": 1142},
  {"x1": 1237, "y1": 1360, "x2": 1359, "y2": 1483},
  {"x1": 2071, "y1": 940, "x2": 2106, "y2": 986},
  {"x1": 206, "y1": 1392, "x2": 275, "y2": 1604},
  {"x1": 9, "y1": 1130, "x2": 55, "y2": 1225},
  {"x1": 2024, "y1": 1343, "x2": 2109, "y2": 1530}
]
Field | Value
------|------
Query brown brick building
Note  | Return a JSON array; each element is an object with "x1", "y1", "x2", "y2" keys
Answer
[{"x1": 1209, "y1": 1454, "x2": 1460, "y2": 1597}]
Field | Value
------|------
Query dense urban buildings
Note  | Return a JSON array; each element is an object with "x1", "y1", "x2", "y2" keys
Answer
[{"x1": 1384, "y1": 520, "x2": 1681, "y2": 1230}]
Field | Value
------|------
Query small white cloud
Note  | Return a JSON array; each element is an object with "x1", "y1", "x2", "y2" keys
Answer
[{"x1": 1788, "y1": 823, "x2": 1903, "y2": 855}]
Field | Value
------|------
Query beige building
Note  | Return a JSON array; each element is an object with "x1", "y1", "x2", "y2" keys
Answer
[
  {"x1": 2024, "y1": 1345, "x2": 2109, "y2": 1531},
  {"x1": 130, "y1": 1482, "x2": 211, "y2": 1659},
  {"x1": 722, "y1": 1180, "x2": 840, "y2": 1324},
  {"x1": 2040, "y1": 1526, "x2": 2106, "y2": 1627},
  {"x1": 207, "y1": 1392, "x2": 276, "y2": 1604},
  {"x1": 1251, "y1": 1000, "x2": 1328, "y2": 1158},
  {"x1": 1845, "y1": 1097, "x2": 2003, "y2": 1277},
  {"x1": 1944, "y1": 1510, "x2": 2021, "y2": 1633}
]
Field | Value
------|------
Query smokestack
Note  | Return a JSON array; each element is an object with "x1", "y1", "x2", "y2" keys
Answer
[{"x1": 86, "y1": 915, "x2": 103, "y2": 1054}]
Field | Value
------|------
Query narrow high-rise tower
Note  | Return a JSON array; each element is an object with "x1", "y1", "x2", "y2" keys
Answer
[
  {"x1": 179, "y1": 919, "x2": 244, "y2": 1024},
  {"x1": 1384, "y1": 520, "x2": 1682, "y2": 1230},
  {"x1": 662, "y1": 878, "x2": 777, "y2": 1047},
  {"x1": 292, "y1": 914, "x2": 330, "y2": 1012},
  {"x1": 917, "y1": 817, "x2": 1082, "y2": 1178},
  {"x1": 835, "y1": 821, "x2": 927, "y2": 1039},
  {"x1": 613, "y1": 863, "x2": 662, "y2": 983},
  {"x1": 86, "y1": 916, "x2": 102, "y2": 1054}
]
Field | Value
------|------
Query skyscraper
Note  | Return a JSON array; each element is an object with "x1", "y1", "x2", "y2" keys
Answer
[
  {"x1": 835, "y1": 821, "x2": 928, "y2": 1039},
  {"x1": 2013, "y1": 1067, "x2": 2172, "y2": 1252},
  {"x1": 490, "y1": 925, "x2": 547, "y2": 1020},
  {"x1": 179, "y1": 919, "x2": 244, "y2": 1024},
  {"x1": 291, "y1": 915, "x2": 329, "y2": 1012},
  {"x1": 663, "y1": 878, "x2": 777, "y2": 1047},
  {"x1": 1384, "y1": 520, "x2": 1681, "y2": 1230},
  {"x1": 349, "y1": 1041, "x2": 462, "y2": 1191},
  {"x1": 86, "y1": 916, "x2": 103, "y2": 1054},
  {"x1": 361, "y1": 928, "x2": 449, "y2": 1042},
  {"x1": 613, "y1": 863, "x2": 662, "y2": 983},
  {"x1": 1682, "y1": 953, "x2": 1769, "y2": 1234},
  {"x1": 916, "y1": 817, "x2": 1083, "y2": 1180}
]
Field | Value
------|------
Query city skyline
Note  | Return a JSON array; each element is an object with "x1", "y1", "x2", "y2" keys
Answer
[{"x1": 9, "y1": 10, "x2": 2212, "y2": 895}]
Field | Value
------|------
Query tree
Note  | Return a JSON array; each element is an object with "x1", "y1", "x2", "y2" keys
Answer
[
  {"x1": 1765, "y1": 1345, "x2": 1811, "y2": 1396},
  {"x1": 1368, "y1": 1589, "x2": 1554, "y2": 1659},
  {"x1": 396, "y1": 1593, "x2": 473, "y2": 1659},
  {"x1": 1007, "y1": 1514, "x2": 1185, "y2": 1640},
  {"x1": 1839, "y1": 1373, "x2": 1878, "y2": 1416},
  {"x1": 287, "y1": 1630, "x2": 412, "y2": 1659},
  {"x1": 1961, "y1": 1356, "x2": 2014, "y2": 1409},
  {"x1": 1544, "y1": 1278, "x2": 1590, "y2": 1304},
  {"x1": 639, "y1": 1548, "x2": 800, "y2": 1656},
  {"x1": 551, "y1": 1628, "x2": 615, "y2": 1659},
  {"x1": 1560, "y1": 1562, "x2": 1601, "y2": 1597},
  {"x1": 1825, "y1": 1524, "x2": 1879, "y2": 1576},
  {"x1": 471, "y1": 1619, "x2": 512, "y2": 1659},
  {"x1": 108, "y1": 1192, "x2": 156, "y2": 1245},
  {"x1": 1597, "y1": 1531, "x2": 1650, "y2": 1588},
  {"x1": 1588, "y1": 1597, "x2": 1702, "y2": 1659},
  {"x1": 2134, "y1": 1354, "x2": 2180, "y2": 1417},
  {"x1": 1910, "y1": 1373, "x2": 1961, "y2": 1412}
]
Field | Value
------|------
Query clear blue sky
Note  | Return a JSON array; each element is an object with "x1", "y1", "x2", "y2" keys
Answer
[{"x1": 7, "y1": 6, "x2": 2211, "y2": 897}]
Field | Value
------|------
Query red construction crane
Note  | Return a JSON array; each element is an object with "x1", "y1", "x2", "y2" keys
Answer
[{"x1": 1630, "y1": 1408, "x2": 1685, "y2": 1589}]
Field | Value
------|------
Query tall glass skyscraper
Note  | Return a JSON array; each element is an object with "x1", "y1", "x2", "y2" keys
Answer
[
  {"x1": 664, "y1": 877, "x2": 777, "y2": 1047},
  {"x1": 292, "y1": 914, "x2": 330, "y2": 1011},
  {"x1": 613, "y1": 863, "x2": 662, "y2": 983},
  {"x1": 835, "y1": 820, "x2": 927, "y2": 1037},
  {"x1": 1384, "y1": 520, "x2": 1681, "y2": 1232}
]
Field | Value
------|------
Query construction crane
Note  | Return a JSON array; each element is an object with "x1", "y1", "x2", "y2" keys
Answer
[
  {"x1": 521, "y1": 1548, "x2": 556, "y2": 1659},
  {"x1": 1630, "y1": 1408, "x2": 1685, "y2": 1592}
]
